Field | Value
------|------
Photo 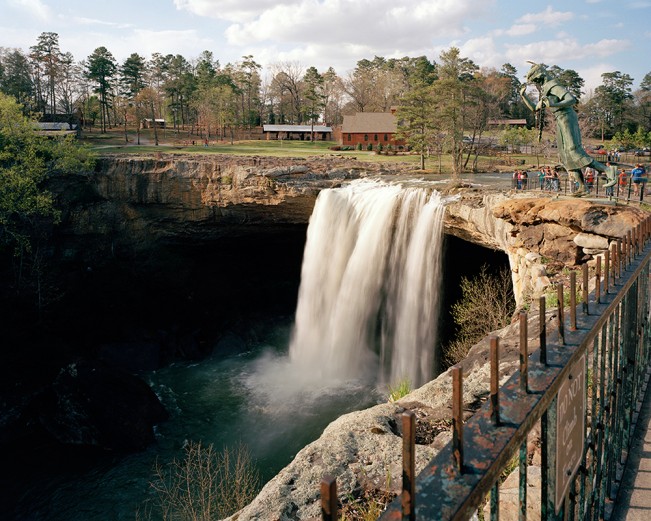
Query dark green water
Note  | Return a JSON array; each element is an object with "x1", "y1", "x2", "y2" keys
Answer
[{"x1": 12, "y1": 317, "x2": 379, "y2": 521}]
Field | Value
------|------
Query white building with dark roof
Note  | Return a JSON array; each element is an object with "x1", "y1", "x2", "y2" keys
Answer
[{"x1": 262, "y1": 124, "x2": 332, "y2": 140}]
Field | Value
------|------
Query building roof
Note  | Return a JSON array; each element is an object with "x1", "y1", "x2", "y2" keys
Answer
[
  {"x1": 342, "y1": 113, "x2": 397, "y2": 133},
  {"x1": 487, "y1": 119, "x2": 528, "y2": 126},
  {"x1": 34, "y1": 122, "x2": 78, "y2": 131},
  {"x1": 263, "y1": 124, "x2": 332, "y2": 133}
]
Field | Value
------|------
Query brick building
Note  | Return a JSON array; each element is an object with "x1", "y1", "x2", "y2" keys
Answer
[{"x1": 340, "y1": 112, "x2": 404, "y2": 149}]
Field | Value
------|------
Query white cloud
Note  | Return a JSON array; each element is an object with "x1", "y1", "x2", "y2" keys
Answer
[
  {"x1": 173, "y1": 0, "x2": 286, "y2": 22},
  {"x1": 583, "y1": 38, "x2": 631, "y2": 57},
  {"x1": 456, "y1": 37, "x2": 500, "y2": 69},
  {"x1": 504, "y1": 36, "x2": 630, "y2": 85},
  {"x1": 175, "y1": 0, "x2": 492, "y2": 55},
  {"x1": 0, "y1": 25, "x2": 40, "y2": 52},
  {"x1": 516, "y1": 6, "x2": 574, "y2": 26},
  {"x1": 72, "y1": 17, "x2": 134, "y2": 30},
  {"x1": 506, "y1": 24, "x2": 537, "y2": 36},
  {"x1": 7, "y1": 0, "x2": 50, "y2": 20},
  {"x1": 224, "y1": 0, "x2": 485, "y2": 50},
  {"x1": 578, "y1": 63, "x2": 612, "y2": 93}
]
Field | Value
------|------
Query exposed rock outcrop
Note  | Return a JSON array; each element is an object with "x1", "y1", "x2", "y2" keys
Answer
[
  {"x1": 50, "y1": 154, "x2": 404, "y2": 260},
  {"x1": 444, "y1": 192, "x2": 648, "y2": 306},
  {"x1": 225, "y1": 315, "x2": 546, "y2": 520}
]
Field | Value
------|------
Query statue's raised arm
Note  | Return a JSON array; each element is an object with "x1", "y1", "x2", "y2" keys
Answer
[{"x1": 520, "y1": 62, "x2": 609, "y2": 196}]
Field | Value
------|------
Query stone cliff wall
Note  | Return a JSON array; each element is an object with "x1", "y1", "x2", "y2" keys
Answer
[
  {"x1": 48, "y1": 154, "x2": 412, "y2": 263},
  {"x1": 225, "y1": 189, "x2": 648, "y2": 520},
  {"x1": 444, "y1": 190, "x2": 648, "y2": 307},
  {"x1": 49, "y1": 156, "x2": 649, "y2": 306}
]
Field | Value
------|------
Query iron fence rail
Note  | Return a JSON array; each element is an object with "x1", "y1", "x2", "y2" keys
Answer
[
  {"x1": 321, "y1": 217, "x2": 651, "y2": 520},
  {"x1": 508, "y1": 173, "x2": 647, "y2": 205}
]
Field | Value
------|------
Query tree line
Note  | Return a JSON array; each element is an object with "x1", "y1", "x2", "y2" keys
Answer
[{"x1": 0, "y1": 32, "x2": 650, "y2": 149}]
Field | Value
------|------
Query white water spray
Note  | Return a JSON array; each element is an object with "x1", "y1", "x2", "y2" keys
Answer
[{"x1": 289, "y1": 179, "x2": 446, "y2": 388}]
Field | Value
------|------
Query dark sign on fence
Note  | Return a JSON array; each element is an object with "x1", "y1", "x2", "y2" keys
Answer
[{"x1": 555, "y1": 353, "x2": 586, "y2": 512}]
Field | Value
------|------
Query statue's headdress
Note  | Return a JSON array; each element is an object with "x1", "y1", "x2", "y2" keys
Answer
[{"x1": 525, "y1": 61, "x2": 548, "y2": 84}]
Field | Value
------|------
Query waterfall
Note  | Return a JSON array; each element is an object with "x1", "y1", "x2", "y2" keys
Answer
[{"x1": 289, "y1": 179, "x2": 446, "y2": 388}]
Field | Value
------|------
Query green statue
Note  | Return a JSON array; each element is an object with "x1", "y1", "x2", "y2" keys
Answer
[{"x1": 520, "y1": 62, "x2": 613, "y2": 196}]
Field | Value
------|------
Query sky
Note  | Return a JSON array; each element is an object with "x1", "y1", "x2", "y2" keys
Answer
[{"x1": 1, "y1": 0, "x2": 650, "y2": 93}]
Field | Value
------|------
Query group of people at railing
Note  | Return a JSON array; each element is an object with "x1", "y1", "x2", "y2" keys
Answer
[
  {"x1": 512, "y1": 162, "x2": 648, "y2": 200},
  {"x1": 513, "y1": 166, "x2": 561, "y2": 191}
]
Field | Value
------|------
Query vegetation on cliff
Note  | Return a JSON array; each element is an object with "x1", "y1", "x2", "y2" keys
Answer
[
  {"x1": 0, "y1": 92, "x2": 94, "y2": 295},
  {"x1": 443, "y1": 265, "x2": 516, "y2": 367},
  {"x1": 139, "y1": 441, "x2": 261, "y2": 521}
]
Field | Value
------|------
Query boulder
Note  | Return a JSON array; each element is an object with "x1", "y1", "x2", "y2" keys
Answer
[
  {"x1": 573, "y1": 232, "x2": 609, "y2": 250},
  {"x1": 37, "y1": 361, "x2": 168, "y2": 451},
  {"x1": 518, "y1": 223, "x2": 579, "y2": 264},
  {"x1": 492, "y1": 198, "x2": 647, "y2": 240}
]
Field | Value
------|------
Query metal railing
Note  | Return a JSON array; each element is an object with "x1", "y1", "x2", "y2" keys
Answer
[
  {"x1": 321, "y1": 216, "x2": 651, "y2": 520},
  {"x1": 511, "y1": 173, "x2": 648, "y2": 205}
]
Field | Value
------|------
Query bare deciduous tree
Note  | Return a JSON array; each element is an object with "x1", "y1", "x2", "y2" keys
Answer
[{"x1": 146, "y1": 440, "x2": 260, "y2": 521}]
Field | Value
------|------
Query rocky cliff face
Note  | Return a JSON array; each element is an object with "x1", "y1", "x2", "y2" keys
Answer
[
  {"x1": 51, "y1": 157, "x2": 647, "y2": 305},
  {"x1": 50, "y1": 154, "x2": 404, "y2": 261},
  {"x1": 443, "y1": 189, "x2": 647, "y2": 307},
  {"x1": 224, "y1": 188, "x2": 648, "y2": 521},
  {"x1": 224, "y1": 315, "x2": 544, "y2": 521}
]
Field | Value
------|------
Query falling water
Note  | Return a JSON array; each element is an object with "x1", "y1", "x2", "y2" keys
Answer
[{"x1": 289, "y1": 179, "x2": 446, "y2": 389}]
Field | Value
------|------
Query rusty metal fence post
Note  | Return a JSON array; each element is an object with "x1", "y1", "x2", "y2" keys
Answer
[
  {"x1": 321, "y1": 475, "x2": 337, "y2": 521},
  {"x1": 402, "y1": 411, "x2": 416, "y2": 520}
]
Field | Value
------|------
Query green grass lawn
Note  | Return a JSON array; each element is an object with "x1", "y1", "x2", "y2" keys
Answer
[
  {"x1": 81, "y1": 127, "x2": 595, "y2": 173},
  {"x1": 81, "y1": 128, "x2": 428, "y2": 164}
]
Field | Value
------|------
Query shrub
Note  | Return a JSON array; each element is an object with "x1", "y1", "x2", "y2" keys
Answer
[
  {"x1": 339, "y1": 467, "x2": 396, "y2": 520},
  {"x1": 144, "y1": 440, "x2": 260, "y2": 521},
  {"x1": 356, "y1": 143, "x2": 363, "y2": 151},
  {"x1": 376, "y1": 143, "x2": 383, "y2": 153},
  {"x1": 544, "y1": 282, "x2": 582, "y2": 309},
  {"x1": 366, "y1": 143, "x2": 373, "y2": 151},
  {"x1": 387, "y1": 379, "x2": 411, "y2": 402},
  {"x1": 442, "y1": 265, "x2": 516, "y2": 368}
]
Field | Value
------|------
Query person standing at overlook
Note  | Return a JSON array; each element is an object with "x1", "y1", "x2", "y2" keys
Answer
[
  {"x1": 520, "y1": 62, "x2": 610, "y2": 197},
  {"x1": 631, "y1": 163, "x2": 646, "y2": 196}
]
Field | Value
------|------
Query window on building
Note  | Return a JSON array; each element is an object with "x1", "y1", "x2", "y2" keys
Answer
[
  {"x1": 384, "y1": 134, "x2": 388, "y2": 141},
  {"x1": 374, "y1": 134, "x2": 378, "y2": 141},
  {"x1": 364, "y1": 134, "x2": 368, "y2": 141},
  {"x1": 347, "y1": 134, "x2": 351, "y2": 141}
]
